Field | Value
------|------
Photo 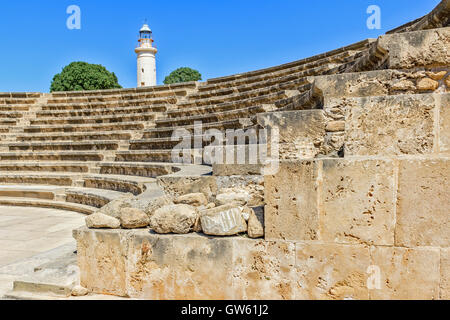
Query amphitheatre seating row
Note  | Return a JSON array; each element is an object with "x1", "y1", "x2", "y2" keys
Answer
[{"x1": 0, "y1": 35, "x2": 390, "y2": 213}]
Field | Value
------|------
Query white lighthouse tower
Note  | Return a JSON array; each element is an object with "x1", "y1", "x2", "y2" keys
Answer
[{"x1": 135, "y1": 24, "x2": 157, "y2": 87}]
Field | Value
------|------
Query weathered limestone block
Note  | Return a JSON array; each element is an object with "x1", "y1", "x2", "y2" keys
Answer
[
  {"x1": 257, "y1": 110, "x2": 326, "y2": 160},
  {"x1": 150, "y1": 204, "x2": 197, "y2": 234},
  {"x1": 369, "y1": 246, "x2": 440, "y2": 300},
  {"x1": 247, "y1": 207, "x2": 264, "y2": 239},
  {"x1": 321, "y1": 159, "x2": 395, "y2": 246},
  {"x1": 216, "y1": 190, "x2": 251, "y2": 206},
  {"x1": 85, "y1": 212, "x2": 121, "y2": 229},
  {"x1": 265, "y1": 161, "x2": 319, "y2": 241},
  {"x1": 446, "y1": 75, "x2": 450, "y2": 88},
  {"x1": 120, "y1": 207, "x2": 150, "y2": 229},
  {"x1": 325, "y1": 121, "x2": 345, "y2": 132},
  {"x1": 97, "y1": 193, "x2": 172, "y2": 219},
  {"x1": 378, "y1": 28, "x2": 450, "y2": 69},
  {"x1": 216, "y1": 175, "x2": 265, "y2": 207},
  {"x1": 170, "y1": 235, "x2": 235, "y2": 299},
  {"x1": 200, "y1": 205, "x2": 247, "y2": 236},
  {"x1": 391, "y1": 79, "x2": 416, "y2": 91},
  {"x1": 71, "y1": 285, "x2": 89, "y2": 297},
  {"x1": 174, "y1": 193, "x2": 208, "y2": 207},
  {"x1": 440, "y1": 249, "x2": 450, "y2": 300},
  {"x1": 125, "y1": 231, "x2": 175, "y2": 299},
  {"x1": 73, "y1": 228, "x2": 128, "y2": 297},
  {"x1": 295, "y1": 243, "x2": 370, "y2": 300},
  {"x1": 311, "y1": 70, "x2": 391, "y2": 99},
  {"x1": 345, "y1": 94, "x2": 436, "y2": 156},
  {"x1": 395, "y1": 159, "x2": 450, "y2": 247},
  {"x1": 427, "y1": 71, "x2": 447, "y2": 81},
  {"x1": 439, "y1": 94, "x2": 450, "y2": 154},
  {"x1": 232, "y1": 239, "x2": 298, "y2": 300},
  {"x1": 157, "y1": 176, "x2": 218, "y2": 202},
  {"x1": 417, "y1": 78, "x2": 439, "y2": 91}
]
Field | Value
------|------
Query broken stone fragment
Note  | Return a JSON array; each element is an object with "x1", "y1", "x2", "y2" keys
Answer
[
  {"x1": 326, "y1": 121, "x2": 346, "y2": 132},
  {"x1": 426, "y1": 71, "x2": 447, "y2": 81},
  {"x1": 150, "y1": 204, "x2": 197, "y2": 234},
  {"x1": 96, "y1": 193, "x2": 135, "y2": 219},
  {"x1": 71, "y1": 285, "x2": 89, "y2": 297},
  {"x1": 85, "y1": 212, "x2": 121, "y2": 229},
  {"x1": 120, "y1": 207, "x2": 150, "y2": 229},
  {"x1": 174, "y1": 193, "x2": 208, "y2": 207},
  {"x1": 200, "y1": 205, "x2": 248, "y2": 236},
  {"x1": 391, "y1": 80, "x2": 415, "y2": 91},
  {"x1": 445, "y1": 76, "x2": 450, "y2": 88},
  {"x1": 216, "y1": 190, "x2": 251, "y2": 206},
  {"x1": 247, "y1": 207, "x2": 265, "y2": 239},
  {"x1": 417, "y1": 78, "x2": 439, "y2": 91}
]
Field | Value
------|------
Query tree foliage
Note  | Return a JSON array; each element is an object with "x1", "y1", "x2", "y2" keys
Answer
[
  {"x1": 50, "y1": 62, "x2": 122, "y2": 92},
  {"x1": 163, "y1": 67, "x2": 202, "y2": 85}
]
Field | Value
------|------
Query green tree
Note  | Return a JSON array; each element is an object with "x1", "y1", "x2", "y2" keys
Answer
[
  {"x1": 163, "y1": 67, "x2": 202, "y2": 85},
  {"x1": 50, "y1": 62, "x2": 122, "y2": 92}
]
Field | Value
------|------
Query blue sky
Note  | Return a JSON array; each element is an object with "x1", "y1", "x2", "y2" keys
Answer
[{"x1": 0, "y1": 0, "x2": 440, "y2": 92}]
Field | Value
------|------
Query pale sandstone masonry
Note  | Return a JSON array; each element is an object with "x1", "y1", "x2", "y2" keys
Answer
[{"x1": 1, "y1": 2, "x2": 446, "y2": 300}]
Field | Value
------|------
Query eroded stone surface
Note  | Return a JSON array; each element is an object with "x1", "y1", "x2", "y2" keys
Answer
[
  {"x1": 265, "y1": 161, "x2": 319, "y2": 241},
  {"x1": 395, "y1": 159, "x2": 450, "y2": 247},
  {"x1": 247, "y1": 207, "x2": 264, "y2": 239},
  {"x1": 369, "y1": 246, "x2": 440, "y2": 300},
  {"x1": 85, "y1": 212, "x2": 121, "y2": 229},
  {"x1": 174, "y1": 193, "x2": 208, "y2": 207},
  {"x1": 200, "y1": 205, "x2": 247, "y2": 236},
  {"x1": 120, "y1": 207, "x2": 150, "y2": 229},
  {"x1": 321, "y1": 159, "x2": 395, "y2": 246},
  {"x1": 150, "y1": 204, "x2": 197, "y2": 234},
  {"x1": 295, "y1": 243, "x2": 370, "y2": 300},
  {"x1": 345, "y1": 94, "x2": 436, "y2": 156}
]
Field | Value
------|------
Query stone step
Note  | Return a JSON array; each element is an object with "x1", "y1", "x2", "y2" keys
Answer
[
  {"x1": 0, "y1": 197, "x2": 94, "y2": 215},
  {"x1": 0, "y1": 151, "x2": 104, "y2": 162},
  {"x1": 24, "y1": 121, "x2": 146, "y2": 134},
  {"x1": 202, "y1": 39, "x2": 371, "y2": 88},
  {"x1": 15, "y1": 130, "x2": 134, "y2": 142},
  {"x1": 5, "y1": 141, "x2": 120, "y2": 152},
  {"x1": 179, "y1": 87, "x2": 299, "y2": 109},
  {"x1": 30, "y1": 112, "x2": 156, "y2": 126},
  {"x1": 143, "y1": 118, "x2": 255, "y2": 139},
  {"x1": 36, "y1": 105, "x2": 167, "y2": 118},
  {"x1": 47, "y1": 88, "x2": 188, "y2": 104},
  {"x1": 168, "y1": 84, "x2": 310, "y2": 119},
  {"x1": 44, "y1": 96, "x2": 178, "y2": 110},
  {"x1": 156, "y1": 105, "x2": 276, "y2": 128}
]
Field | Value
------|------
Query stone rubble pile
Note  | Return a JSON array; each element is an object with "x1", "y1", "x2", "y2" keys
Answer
[{"x1": 84, "y1": 189, "x2": 265, "y2": 239}]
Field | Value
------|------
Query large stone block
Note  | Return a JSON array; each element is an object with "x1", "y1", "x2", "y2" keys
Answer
[
  {"x1": 170, "y1": 235, "x2": 235, "y2": 300},
  {"x1": 232, "y1": 239, "x2": 298, "y2": 300},
  {"x1": 441, "y1": 248, "x2": 450, "y2": 300},
  {"x1": 395, "y1": 159, "x2": 450, "y2": 247},
  {"x1": 257, "y1": 110, "x2": 326, "y2": 160},
  {"x1": 439, "y1": 93, "x2": 450, "y2": 154},
  {"x1": 378, "y1": 27, "x2": 450, "y2": 69},
  {"x1": 125, "y1": 231, "x2": 175, "y2": 299},
  {"x1": 345, "y1": 94, "x2": 436, "y2": 156},
  {"x1": 265, "y1": 161, "x2": 320, "y2": 241},
  {"x1": 369, "y1": 247, "x2": 440, "y2": 300},
  {"x1": 321, "y1": 159, "x2": 395, "y2": 246},
  {"x1": 73, "y1": 228, "x2": 128, "y2": 297},
  {"x1": 295, "y1": 243, "x2": 371, "y2": 300}
]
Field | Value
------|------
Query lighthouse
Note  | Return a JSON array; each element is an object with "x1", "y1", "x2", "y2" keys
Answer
[{"x1": 135, "y1": 24, "x2": 157, "y2": 87}]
